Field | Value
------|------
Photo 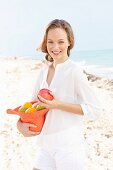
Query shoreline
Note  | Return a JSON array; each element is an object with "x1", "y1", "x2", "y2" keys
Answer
[{"x1": 1, "y1": 56, "x2": 113, "y2": 79}]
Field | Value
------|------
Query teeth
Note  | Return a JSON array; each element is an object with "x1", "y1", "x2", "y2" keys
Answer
[{"x1": 53, "y1": 51, "x2": 60, "y2": 54}]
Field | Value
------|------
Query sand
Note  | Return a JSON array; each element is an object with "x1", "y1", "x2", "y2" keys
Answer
[{"x1": 1, "y1": 57, "x2": 113, "y2": 170}]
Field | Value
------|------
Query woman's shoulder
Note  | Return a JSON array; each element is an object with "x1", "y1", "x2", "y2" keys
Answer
[
  {"x1": 69, "y1": 59, "x2": 88, "y2": 83},
  {"x1": 69, "y1": 59, "x2": 84, "y2": 72}
]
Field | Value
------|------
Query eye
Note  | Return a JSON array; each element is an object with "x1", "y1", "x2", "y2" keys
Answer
[
  {"x1": 47, "y1": 41, "x2": 53, "y2": 44},
  {"x1": 59, "y1": 41, "x2": 64, "y2": 44}
]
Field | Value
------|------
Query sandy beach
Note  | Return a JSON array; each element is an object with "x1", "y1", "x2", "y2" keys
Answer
[{"x1": 1, "y1": 57, "x2": 113, "y2": 170}]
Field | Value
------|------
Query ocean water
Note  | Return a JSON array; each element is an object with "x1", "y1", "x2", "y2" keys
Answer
[
  {"x1": 71, "y1": 49, "x2": 113, "y2": 67},
  {"x1": 71, "y1": 49, "x2": 113, "y2": 79}
]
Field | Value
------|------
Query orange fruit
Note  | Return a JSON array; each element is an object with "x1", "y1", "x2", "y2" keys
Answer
[
  {"x1": 25, "y1": 107, "x2": 37, "y2": 113},
  {"x1": 22, "y1": 102, "x2": 32, "y2": 109}
]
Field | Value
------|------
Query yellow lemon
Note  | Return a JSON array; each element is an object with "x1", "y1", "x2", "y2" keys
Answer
[
  {"x1": 25, "y1": 107, "x2": 37, "y2": 113},
  {"x1": 22, "y1": 102, "x2": 32, "y2": 109}
]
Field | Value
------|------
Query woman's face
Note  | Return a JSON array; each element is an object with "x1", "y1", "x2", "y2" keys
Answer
[{"x1": 46, "y1": 28, "x2": 70, "y2": 62}]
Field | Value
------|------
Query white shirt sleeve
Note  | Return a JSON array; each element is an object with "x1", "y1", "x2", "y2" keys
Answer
[{"x1": 75, "y1": 66, "x2": 102, "y2": 121}]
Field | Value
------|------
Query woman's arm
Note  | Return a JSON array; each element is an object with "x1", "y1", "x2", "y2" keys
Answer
[
  {"x1": 37, "y1": 95, "x2": 84, "y2": 115},
  {"x1": 74, "y1": 66, "x2": 102, "y2": 120},
  {"x1": 57, "y1": 101, "x2": 84, "y2": 115}
]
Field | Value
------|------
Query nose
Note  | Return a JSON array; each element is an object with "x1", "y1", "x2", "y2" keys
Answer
[{"x1": 53, "y1": 43, "x2": 59, "y2": 49}]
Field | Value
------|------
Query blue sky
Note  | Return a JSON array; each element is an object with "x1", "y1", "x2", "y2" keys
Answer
[{"x1": 0, "y1": 0, "x2": 113, "y2": 57}]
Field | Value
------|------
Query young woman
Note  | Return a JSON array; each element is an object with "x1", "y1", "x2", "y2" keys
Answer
[{"x1": 17, "y1": 19, "x2": 100, "y2": 170}]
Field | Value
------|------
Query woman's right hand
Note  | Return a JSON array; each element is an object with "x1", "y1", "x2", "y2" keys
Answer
[{"x1": 17, "y1": 119, "x2": 40, "y2": 137}]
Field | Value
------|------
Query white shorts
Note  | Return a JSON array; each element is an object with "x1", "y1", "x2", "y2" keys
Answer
[{"x1": 33, "y1": 147, "x2": 85, "y2": 170}]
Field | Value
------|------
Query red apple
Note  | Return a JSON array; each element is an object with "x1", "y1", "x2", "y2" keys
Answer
[{"x1": 38, "y1": 88, "x2": 54, "y2": 101}]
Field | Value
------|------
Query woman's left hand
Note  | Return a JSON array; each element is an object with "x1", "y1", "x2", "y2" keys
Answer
[{"x1": 37, "y1": 92, "x2": 60, "y2": 110}]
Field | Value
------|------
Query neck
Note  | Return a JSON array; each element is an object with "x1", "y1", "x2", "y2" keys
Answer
[{"x1": 53, "y1": 57, "x2": 69, "y2": 68}]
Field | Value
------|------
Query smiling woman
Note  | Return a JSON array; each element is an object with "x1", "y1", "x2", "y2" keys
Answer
[
  {"x1": 17, "y1": 19, "x2": 101, "y2": 170},
  {"x1": 38, "y1": 19, "x2": 74, "y2": 63}
]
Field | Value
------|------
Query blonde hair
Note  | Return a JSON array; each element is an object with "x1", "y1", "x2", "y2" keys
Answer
[{"x1": 37, "y1": 19, "x2": 75, "y2": 62}]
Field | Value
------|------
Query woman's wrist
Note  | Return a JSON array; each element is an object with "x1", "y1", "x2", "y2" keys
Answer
[{"x1": 56, "y1": 100, "x2": 63, "y2": 109}]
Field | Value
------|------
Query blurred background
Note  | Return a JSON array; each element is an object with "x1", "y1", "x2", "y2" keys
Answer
[{"x1": 0, "y1": 0, "x2": 113, "y2": 66}]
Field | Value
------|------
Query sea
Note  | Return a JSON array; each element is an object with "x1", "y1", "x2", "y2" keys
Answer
[
  {"x1": 71, "y1": 49, "x2": 113, "y2": 79},
  {"x1": 71, "y1": 49, "x2": 113, "y2": 68}
]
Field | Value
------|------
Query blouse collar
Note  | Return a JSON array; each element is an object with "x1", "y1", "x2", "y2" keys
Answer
[{"x1": 44, "y1": 58, "x2": 72, "y2": 70}]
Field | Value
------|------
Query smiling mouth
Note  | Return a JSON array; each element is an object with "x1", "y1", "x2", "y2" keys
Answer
[{"x1": 52, "y1": 51, "x2": 61, "y2": 55}]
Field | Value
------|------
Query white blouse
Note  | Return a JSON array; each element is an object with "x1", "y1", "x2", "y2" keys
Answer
[{"x1": 31, "y1": 58, "x2": 101, "y2": 151}]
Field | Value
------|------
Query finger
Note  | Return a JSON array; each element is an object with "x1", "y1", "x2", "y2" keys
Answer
[
  {"x1": 37, "y1": 101, "x2": 47, "y2": 108},
  {"x1": 28, "y1": 130, "x2": 40, "y2": 135},
  {"x1": 28, "y1": 126, "x2": 41, "y2": 135},
  {"x1": 37, "y1": 100, "x2": 44, "y2": 105},
  {"x1": 38, "y1": 95, "x2": 47, "y2": 104},
  {"x1": 21, "y1": 126, "x2": 39, "y2": 136},
  {"x1": 49, "y1": 91, "x2": 56, "y2": 99},
  {"x1": 26, "y1": 123, "x2": 37, "y2": 128}
]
